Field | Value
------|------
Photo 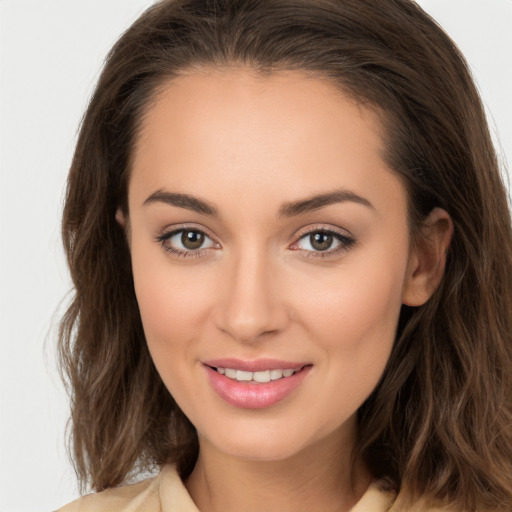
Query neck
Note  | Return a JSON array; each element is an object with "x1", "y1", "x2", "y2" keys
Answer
[{"x1": 185, "y1": 426, "x2": 372, "y2": 512}]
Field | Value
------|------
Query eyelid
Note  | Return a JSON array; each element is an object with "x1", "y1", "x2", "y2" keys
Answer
[
  {"x1": 155, "y1": 223, "x2": 221, "y2": 258},
  {"x1": 154, "y1": 223, "x2": 355, "y2": 259},
  {"x1": 294, "y1": 224, "x2": 353, "y2": 239},
  {"x1": 289, "y1": 224, "x2": 356, "y2": 257},
  {"x1": 159, "y1": 221, "x2": 219, "y2": 238}
]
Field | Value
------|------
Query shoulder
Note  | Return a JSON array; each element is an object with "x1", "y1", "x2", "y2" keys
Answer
[
  {"x1": 352, "y1": 481, "x2": 459, "y2": 512},
  {"x1": 57, "y1": 466, "x2": 180, "y2": 512},
  {"x1": 57, "y1": 478, "x2": 158, "y2": 512},
  {"x1": 57, "y1": 466, "x2": 199, "y2": 512},
  {"x1": 389, "y1": 504, "x2": 457, "y2": 512},
  {"x1": 387, "y1": 494, "x2": 462, "y2": 512},
  {"x1": 57, "y1": 477, "x2": 160, "y2": 512}
]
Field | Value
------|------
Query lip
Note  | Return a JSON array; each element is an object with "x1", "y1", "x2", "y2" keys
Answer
[
  {"x1": 203, "y1": 358, "x2": 309, "y2": 372},
  {"x1": 203, "y1": 359, "x2": 312, "y2": 409}
]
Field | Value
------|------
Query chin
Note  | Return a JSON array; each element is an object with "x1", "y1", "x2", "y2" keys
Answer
[
  {"x1": 197, "y1": 414, "x2": 342, "y2": 463},
  {"x1": 212, "y1": 434, "x2": 308, "y2": 462}
]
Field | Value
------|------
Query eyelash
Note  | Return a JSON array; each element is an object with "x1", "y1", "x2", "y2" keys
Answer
[
  {"x1": 155, "y1": 225, "x2": 356, "y2": 260},
  {"x1": 155, "y1": 225, "x2": 218, "y2": 259},
  {"x1": 291, "y1": 226, "x2": 356, "y2": 259}
]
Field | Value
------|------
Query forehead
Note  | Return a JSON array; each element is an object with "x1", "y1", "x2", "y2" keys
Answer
[
  {"x1": 129, "y1": 68, "x2": 405, "y2": 217},
  {"x1": 135, "y1": 67, "x2": 384, "y2": 157}
]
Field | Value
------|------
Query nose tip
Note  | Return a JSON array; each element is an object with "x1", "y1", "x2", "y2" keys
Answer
[
  {"x1": 219, "y1": 311, "x2": 279, "y2": 344},
  {"x1": 214, "y1": 256, "x2": 289, "y2": 344}
]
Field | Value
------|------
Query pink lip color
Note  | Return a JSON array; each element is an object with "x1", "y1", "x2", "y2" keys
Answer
[
  {"x1": 203, "y1": 358, "x2": 309, "y2": 372},
  {"x1": 203, "y1": 359, "x2": 312, "y2": 409}
]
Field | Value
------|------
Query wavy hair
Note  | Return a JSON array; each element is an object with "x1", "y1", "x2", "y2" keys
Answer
[{"x1": 59, "y1": 0, "x2": 512, "y2": 509}]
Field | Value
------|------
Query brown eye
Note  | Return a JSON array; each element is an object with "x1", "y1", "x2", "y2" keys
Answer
[
  {"x1": 157, "y1": 228, "x2": 216, "y2": 256},
  {"x1": 181, "y1": 230, "x2": 205, "y2": 250},
  {"x1": 293, "y1": 228, "x2": 356, "y2": 256},
  {"x1": 309, "y1": 232, "x2": 333, "y2": 251}
]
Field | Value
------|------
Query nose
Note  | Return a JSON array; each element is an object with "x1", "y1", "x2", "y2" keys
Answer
[{"x1": 214, "y1": 248, "x2": 289, "y2": 344}]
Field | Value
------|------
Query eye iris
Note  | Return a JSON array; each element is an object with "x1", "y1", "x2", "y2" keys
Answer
[
  {"x1": 181, "y1": 230, "x2": 205, "y2": 250},
  {"x1": 310, "y1": 232, "x2": 333, "y2": 251}
]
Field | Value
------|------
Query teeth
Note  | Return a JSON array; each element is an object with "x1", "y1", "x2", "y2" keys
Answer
[
  {"x1": 236, "y1": 370, "x2": 253, "y2": 381},
  {"x1": 270, "y1": 369, "x2": 283, "y2": 380},
  {"x1": 253, "y1": 370, "x2": 271, "y2": 383},
  {"x1": 216, "y1": 367, "x2": 297, "y2": 382},
  {"x1": 225, "y1": 368, "x2": 236, "y2": 378}
]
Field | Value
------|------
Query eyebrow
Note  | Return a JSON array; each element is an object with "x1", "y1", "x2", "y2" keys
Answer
[
  {"x1": 143, "y1": 188, "x2": 373, "y2": 217},
  {"x1": 143, "y1": 190, "x2": 219, "y2": 216},
  {"x1": 278, "y1": 189, "x2": 374, "y2": 218}
]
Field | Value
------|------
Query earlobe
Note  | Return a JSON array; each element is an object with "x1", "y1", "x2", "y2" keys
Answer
[{"x1": 402, "y1": 207, "x2": 453, "y2": 306}]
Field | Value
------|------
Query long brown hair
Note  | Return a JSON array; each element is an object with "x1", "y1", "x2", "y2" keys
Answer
[{"x1": 59, "y1": 0, "x2": 512, "y2": 509}]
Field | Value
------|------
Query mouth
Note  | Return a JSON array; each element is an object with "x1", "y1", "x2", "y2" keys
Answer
[
  {"x1": 207, "y1": 365, "x2": 305, "y2": 383},
  {"x1": 202, "y1": 359, "x2": 313, "y2": 409}
]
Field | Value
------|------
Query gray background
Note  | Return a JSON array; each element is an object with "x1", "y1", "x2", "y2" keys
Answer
[{"x1": 1, "y1": 0, "x2": 511, "y2": 510}]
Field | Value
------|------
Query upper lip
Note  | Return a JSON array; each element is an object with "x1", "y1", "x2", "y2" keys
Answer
[{"x1": 203, "y1": 358, "x2": 311, "y2": 372}]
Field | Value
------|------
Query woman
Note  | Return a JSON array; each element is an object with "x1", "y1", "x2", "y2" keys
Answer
[{"x1": 57, "y1": 0, "x2": 512, "y2": 510}]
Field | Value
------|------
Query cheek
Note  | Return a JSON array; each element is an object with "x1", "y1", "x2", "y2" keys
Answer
[
  {"x1": 130, "y1": 242, "x2": 214, "y2": 367},
  {"x1": 332, "y1": 268, "x2": 403, "y2": 343},
  {"x1": 290, "y1": 260, "x2": 405, "y2": 435},
  {"x1": 293, "y1": 242, "x2": 408, "y2": 382}
]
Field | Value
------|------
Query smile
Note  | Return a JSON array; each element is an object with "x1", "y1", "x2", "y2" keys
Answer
[
  {"x1": 213, "y1": 367, "x2": 299, "y2": 383},
  {"x1": 203, "y1": 360, "x2": 312, "y2": 409}
]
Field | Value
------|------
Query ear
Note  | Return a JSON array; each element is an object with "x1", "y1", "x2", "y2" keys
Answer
[
  {"x1": 115, "y1": 207, "x2": 126, "y2": 227},
  {"x1": 115, "y1": 207, "x2": 132, "y2": 247},
  {"x1": 402, "y1": 207, "x2": 453, "y2": 306}
]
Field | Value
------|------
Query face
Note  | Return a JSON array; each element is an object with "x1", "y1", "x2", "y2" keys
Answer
[{"x1": 125, "y1": 69, "x2": 416, "y2": 462}]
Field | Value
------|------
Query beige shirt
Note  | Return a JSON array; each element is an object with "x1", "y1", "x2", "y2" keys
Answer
[{"x1": 57, "y1": 465, "x2": 445, "y2": 512}]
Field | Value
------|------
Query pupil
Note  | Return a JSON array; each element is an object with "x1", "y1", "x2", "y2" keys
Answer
[
  {"x1": 182, "y1": 230, "x2": 204, "y2": 250},
  {"x1": 311, "y1": 232, "x2": 333, "y2": 251}
]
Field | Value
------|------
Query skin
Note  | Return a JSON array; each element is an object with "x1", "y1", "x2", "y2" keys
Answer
[{"x1": 121, "y1": 68, "x2": 452, "y2": 512}]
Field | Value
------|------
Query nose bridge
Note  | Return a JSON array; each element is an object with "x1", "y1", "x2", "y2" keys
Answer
[{"x1": 216, "y1": 243, "x2": 286, "y2": 343}]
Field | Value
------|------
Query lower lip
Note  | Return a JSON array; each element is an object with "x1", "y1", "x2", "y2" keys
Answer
[{"x1": 204, "y1": 365, "x2": 311, "y2": 409}]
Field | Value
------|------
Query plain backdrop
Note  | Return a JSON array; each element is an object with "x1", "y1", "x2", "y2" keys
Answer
[{"x1": 0, "y1": 1, "x2": 511, "y2": 510}]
